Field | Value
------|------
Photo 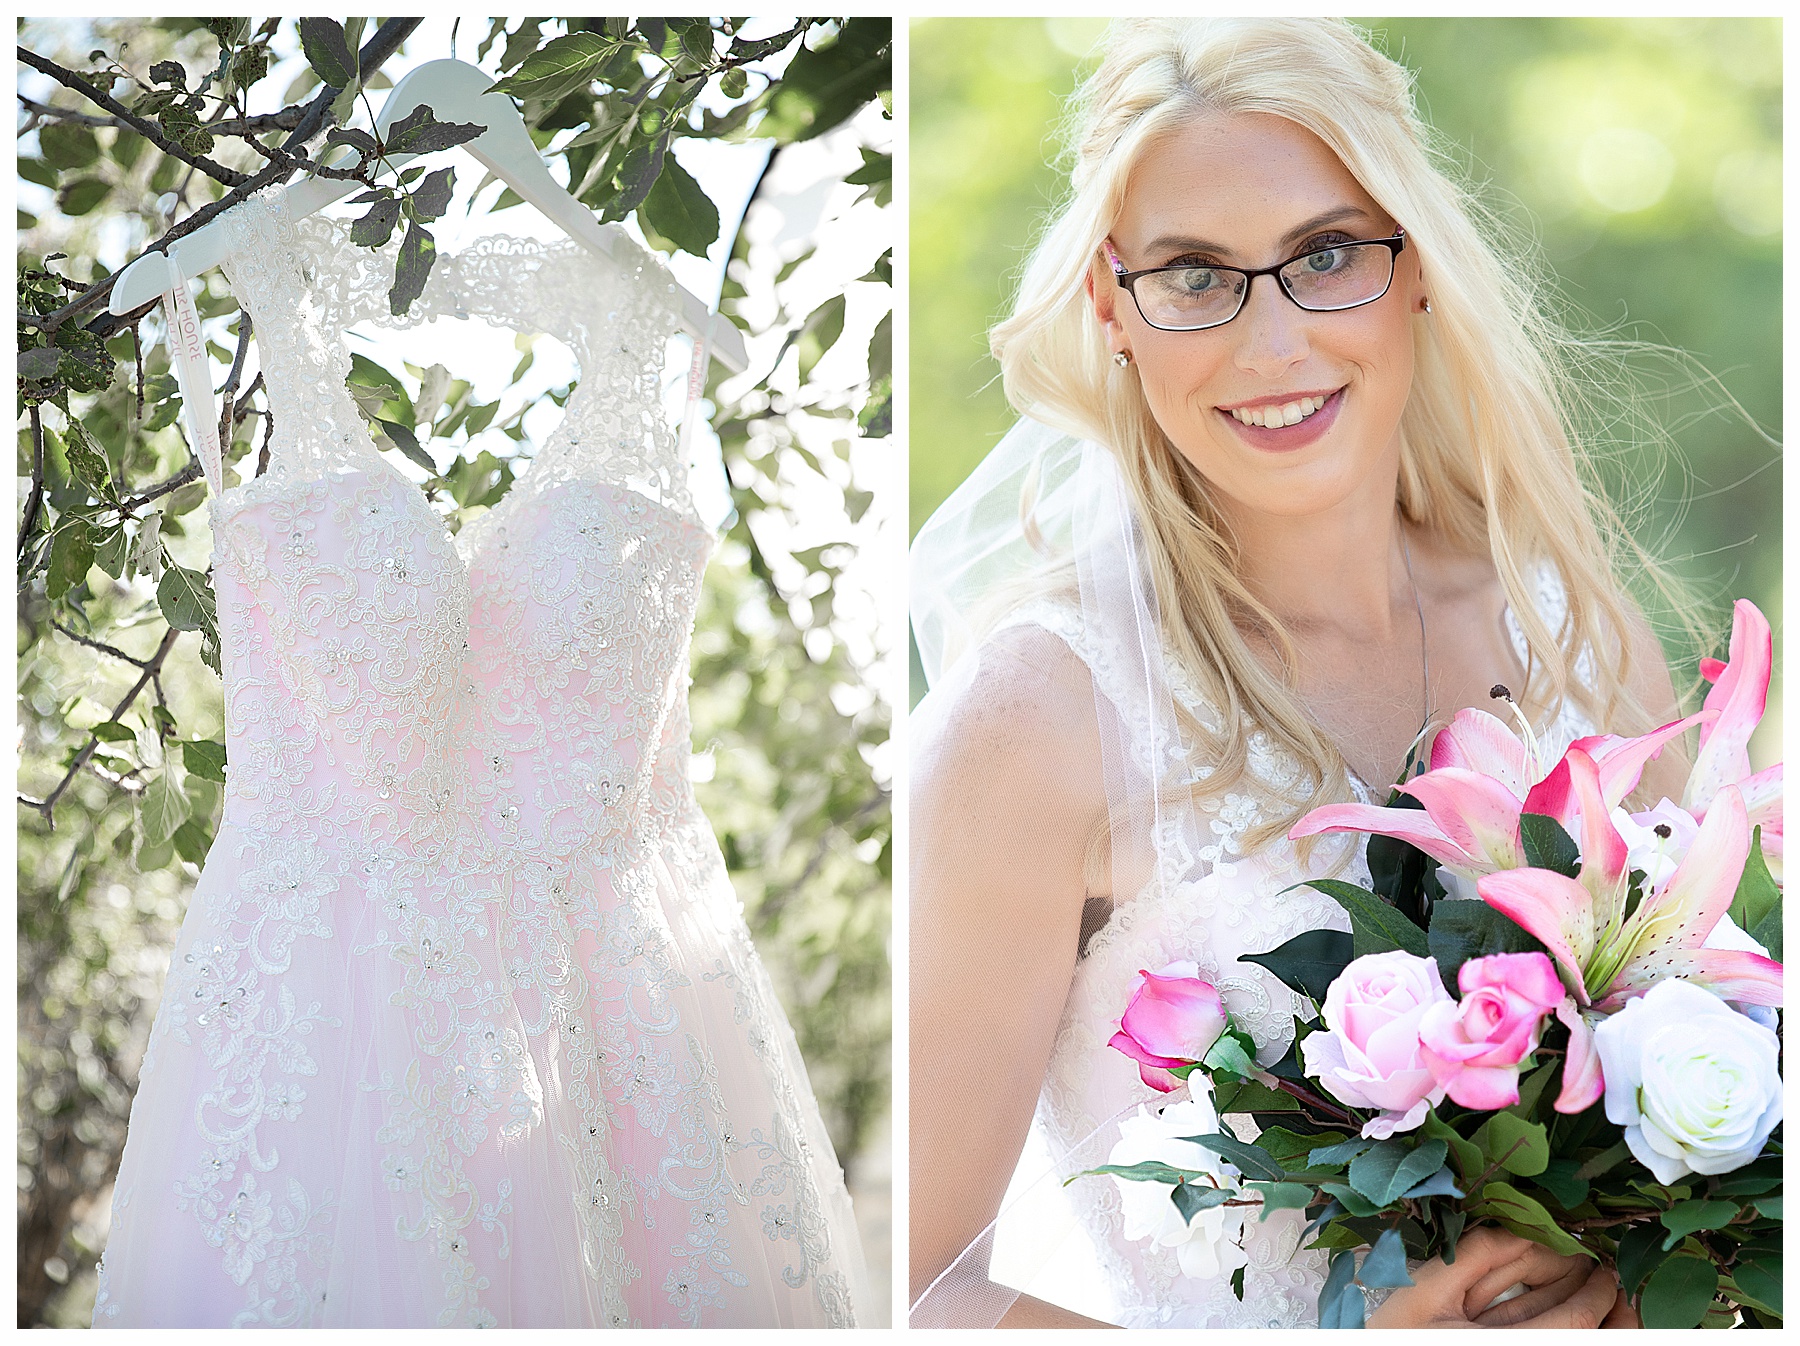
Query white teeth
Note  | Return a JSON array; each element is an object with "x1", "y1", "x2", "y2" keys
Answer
[{"x1": 1228, "y1": 393, "x2": 1333, "y2": 427}]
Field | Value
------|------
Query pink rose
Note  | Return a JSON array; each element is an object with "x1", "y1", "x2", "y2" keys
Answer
[
  {"x1": 1418, "y1": 952, "x2": 1565, "y2": 1110},
  {"x1": 1109, "y1": 961, "x2": 1229, "y2": 1093},
  {"x1": 1301, "y1": 950, "x2": 1451, "y2": 1138}
]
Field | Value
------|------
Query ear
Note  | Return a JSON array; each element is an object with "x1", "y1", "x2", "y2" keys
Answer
[{"x1": 1088, "y1": 255, "x2": 1126, "y2": 344}]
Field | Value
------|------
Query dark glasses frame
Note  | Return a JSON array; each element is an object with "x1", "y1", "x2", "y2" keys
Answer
[{"x1": 1105, "y1": 228, "x2": 1408, "y2": 332}]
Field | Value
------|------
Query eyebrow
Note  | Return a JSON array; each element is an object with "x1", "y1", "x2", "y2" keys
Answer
[{"x1": 1142, "y1": 206, "x2": 1380, "y2": 262}]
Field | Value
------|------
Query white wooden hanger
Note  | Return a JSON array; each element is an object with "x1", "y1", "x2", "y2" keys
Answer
[{"x1": 110, "y1": 59, "x2": 746, "y2": 492}]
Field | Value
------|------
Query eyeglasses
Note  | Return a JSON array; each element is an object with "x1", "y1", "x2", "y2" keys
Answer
[{"x1": 1105, "y1": 230, "x2": 1407, "y2": 332}]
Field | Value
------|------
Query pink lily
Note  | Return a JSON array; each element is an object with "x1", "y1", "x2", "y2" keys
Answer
[
  {"x1": 1289, "y1": 702, "x2": 1709, "y2": 881},
  {"x1": 1477, "y1": 782, "x2": 1782, "y2": 1014},
  {"x1": 1685, "y1": 599, "x2": 1772, "y2": 817}
]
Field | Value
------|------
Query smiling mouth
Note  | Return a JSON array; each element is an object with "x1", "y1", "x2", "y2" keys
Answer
[{"x1": 1223, "y1": 389, "x2": 1343, "y2": 428}]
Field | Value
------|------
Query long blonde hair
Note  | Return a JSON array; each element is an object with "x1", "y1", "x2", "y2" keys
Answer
[{"x1": 993, "y1": 17, "x2": 1690, "y2": 846}]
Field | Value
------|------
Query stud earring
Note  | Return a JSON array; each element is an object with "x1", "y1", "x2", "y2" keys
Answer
[
  {"x1": 1420, "y1": 298, "x2": 1432, "y2": 315},
  {"x1": 1113, "y1": 350, "x2": 1132, "y2": 367}
]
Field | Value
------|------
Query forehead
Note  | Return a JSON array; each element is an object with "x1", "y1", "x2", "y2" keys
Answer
[{"x1": 1116, "y1": 111, "x2": 1385, "y2": 256}]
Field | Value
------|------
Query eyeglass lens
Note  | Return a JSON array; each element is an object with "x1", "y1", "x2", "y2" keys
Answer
[{"x1": 1132, "y1": 242, "x2": 1395, "y2": 330}]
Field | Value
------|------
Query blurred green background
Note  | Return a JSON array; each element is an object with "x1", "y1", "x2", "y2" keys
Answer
[{"x1": 909, "y1": 16, "x2": 1781, "y2": 764}]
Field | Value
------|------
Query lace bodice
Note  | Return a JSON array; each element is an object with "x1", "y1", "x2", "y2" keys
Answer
[
  {"x1": 93, "y1": 191, "x2": 861, "y2": 1327},
  {"x1": 1016, "y1": 565, "x2": 1598, "y2": 1328}
]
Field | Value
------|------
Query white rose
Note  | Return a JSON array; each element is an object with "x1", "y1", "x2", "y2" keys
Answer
[
  {"x1": 1593, "y1": 979, "x2": 1783, "y2": 1184},
  {"x1": 1106, "y1": 1090, "x2": 1249, "y2": 1281}
]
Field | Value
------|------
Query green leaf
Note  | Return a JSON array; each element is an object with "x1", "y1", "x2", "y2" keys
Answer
[
  {"x1": 19, "y1": 156, "x2": 58, "y2": 188},
  {"x1": 1660, "y1": 1199, "x2": 1740, "y2": 1250},
  {"x1": 93, "y1": 522, "x2": 131, "y2": 578},
  {"x1": 38, "y1": 121, "x2": 100, "y2": 170},
  {"x1": 1730, "y1": 826, "x2": 1781, "y2": 961},
  {"x1": 865, "y1": 311, "x2": 892, "y2": 384},
  {"x1": 1476, "y1": 1181, "x2": 1587, "y2": 1258},
  {"x1": 1238, "y1": 929, "x2": 1353, "y2": 1004},
  {"x1": 601, "y1": 132, "x2": 669, "y2": 222},
  {"x1": 1318, "y1": 1249, "x2": 1366, "y2": 1328},
  {"x1": 58, "y1": 176, "x2": 111, "y2": 217},
  {"x1": 1426, "y1": 899, "x2": 1547, "y2": 994},
  {"x1": 1213, "y1": 1078, "x2": 1298, "y2": 1115},
  {"x1": 375, "y1": 419, "x2": 437, "y2": 475},
  {"x1": 1615, "y1": 1220, "x2": 1671, "y2": 1299},
  {"x1": 1201, "y1": 1030, "x2": 1257, "y2": 1079},
  {"x1": 408, "y1": 167, "x2": 455, "y2": 223},
  {"x1": 90, "y1": 721, "x2": 137, "y2": 743},
  {"x1": 171, "y1": 816, "x2": 213, "y2": 865},
  {"x1": 488, "y1": 32, "x2": 619, "y2": 104},
  {"x1": 1359, "y1": 1227, "x2": 1414, "y2": 1288},
  {"x1": 329, "y1": 78, "x2": 361, "y2": 131},
  {"x1": 1246, "y1": 1181, "x2": 1314, "y2": 1220},
  {"x1": 63, "y1": 420, "x2": 115, "y2": 510},
  {"x1": 1170, "y1": 1181, "x2": 1232, "y2": 1224},
  {"x1": 139, "y1": 767, "x2": 191, "y2": 846},
  {"x1": 1318, "y1": 1180, "x2": 1384, "y2": 1218},
  {"x1": 1639, "y1": 1254, "x2": 1720, "y2": 1329},
  {"x1": 1071, "y1": 1160, "x2": 1202, "y2": 1187},
  {"x1": 760, "y1": 18, "x2": 890, "y2": 143},
  {"x1": 1751, "y1": 1194, "x2": 1781, "y2": 1219},
  {"x1": 720, "y1": 66, "x2": 747, "y2": 99},
  {"x1": 47, "y1": 518, "x2": 95, "y2": 599},
  {"x1": 384, "y1": 104, "x2": 485, "y2": 157},
  {"x1": 1531, "y1": 1156, "x2": 1588, "y2": 1208},
  {"x1": 1303, "y1": 878, "x2": 1429, "y2": 958},
  {"x1": 641, "y1": 151, "x2": 721, "y2": 257},
  {"x1": 1348, "y1": 1137, "x2": 1447, "y2": 1206},
  {"x1": 797, "y1": 293, "x2": 848, "y2": 381},
  {"x1": 1505, "y1": 1059, "x2": 1557, "y2": 1120},
  {"x1": 156, "y1": 563, "x2": 216, "y2": 634},
  {"x1": 1178, "y1": 1132, "x2": 1284, "y2": 1182},
  {"x1": 1518, "y1": 812, "x2": 1581, "y2": 877},
  {"x1": 180, "y1": 738, "x2": 227, "y2": 782},
  {"x1": 297, "y1": 17, "x2": 358, "y2": 90},
  {"x1": 1471, "y1": 1112, "x2": 1548, "y2": 1178},
  {"x1": 1401, "y1": 1166, "x2": 1464, "y2": 1199},
  {"x1": 1732, "y1": 1255, "x2": 1781, "y2": 1317},
  {"x1": 389, "y1": 221, "x2": 436, "y2": 316},
  {"x1": 1308, "y1": 1137, "x2": 1372, "y2": 1168},
  {"x1": 350, "y1": 194, "x2": 402, "y2": 247}
]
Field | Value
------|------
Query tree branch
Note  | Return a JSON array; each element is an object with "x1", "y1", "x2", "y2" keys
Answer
[
  {"x1": 19, "y1": 407, "x2": 47, "y2": 564},
  {"x1": 19, "y1": 624, "x2": 183, "y2": 829},
  {"x1": 216, "y1": 311, "x2": 252, "y2": 450},
  {"x1": 16, "y1": 46, "x2": 250, "y2": 187},
  {"x1": 50, "y1": 619, "x2": 150, "y2": 669},
  {"x1": 117, "y1": 459, "x2": 203, "y2": 513},
  {"x1": 23, "y1": 17, "x2": 423, "y2": 336}
]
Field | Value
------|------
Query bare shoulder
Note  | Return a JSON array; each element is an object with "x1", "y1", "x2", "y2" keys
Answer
[{"x1": 913, "y1": 622, "x2": 1108, "y2": 819}]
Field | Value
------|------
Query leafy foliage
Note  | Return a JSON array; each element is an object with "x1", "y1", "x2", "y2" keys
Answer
[{"x1": 18, "y1": 16, "x2": 891, "y2": 1326}]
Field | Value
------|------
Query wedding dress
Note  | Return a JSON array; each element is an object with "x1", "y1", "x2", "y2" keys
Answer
[
  {"x1": 93, "y1": 191, "x2": 864, "y2": 1328},
  {"x1": 910, "y1": 424, "x2": 1597, "y2": 1328}
]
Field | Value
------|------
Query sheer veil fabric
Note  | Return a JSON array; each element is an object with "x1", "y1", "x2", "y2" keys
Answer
[
  {"x1": 92, "y1": 191, "x2": 866, "y2": 1328},
  {"x1": 910, "y1": 421, "x2": 1598, "y2": 1327}
]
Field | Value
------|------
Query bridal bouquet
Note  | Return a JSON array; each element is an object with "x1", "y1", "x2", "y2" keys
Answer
[{"x1": 1082, "y1": 601, "x2": 1782, "y2": 1328}]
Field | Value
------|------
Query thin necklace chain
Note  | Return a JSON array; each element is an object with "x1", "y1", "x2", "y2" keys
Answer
[{"x1": 1398, "y1": 520, "x2": 1432, "y2": 747}]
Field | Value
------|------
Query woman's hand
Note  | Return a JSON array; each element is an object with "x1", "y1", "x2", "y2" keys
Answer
[{"x1": 1367, "y1": 1227, "x2": 1639, "y2": 1329}]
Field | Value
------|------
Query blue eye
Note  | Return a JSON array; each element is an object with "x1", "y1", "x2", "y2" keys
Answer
[
  {"x1": 1179, "y1": 267, "x2": 1219, "y2": 292},
  {"x1": 1306, "y1": 248, "x2": 1343, "y2": 274}
]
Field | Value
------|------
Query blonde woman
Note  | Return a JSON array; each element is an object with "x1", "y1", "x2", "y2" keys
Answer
[{"x1": 909, "y1": 18, "x2": 1683, "y2": 1328}]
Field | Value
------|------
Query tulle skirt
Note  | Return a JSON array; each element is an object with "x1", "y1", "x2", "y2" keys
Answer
[{"x1": 93, "y1": 804, "x2": 865, "y2": 1327}]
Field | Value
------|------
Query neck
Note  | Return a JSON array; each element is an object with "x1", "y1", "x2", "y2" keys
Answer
[{"x1": 1221, "y1": 490, "x2": 1415, "y2": 642}]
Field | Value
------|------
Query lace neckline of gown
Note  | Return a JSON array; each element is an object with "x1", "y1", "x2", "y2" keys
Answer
[{"x1": 211, "y1": 187, "x2": 714, "y2": 549}]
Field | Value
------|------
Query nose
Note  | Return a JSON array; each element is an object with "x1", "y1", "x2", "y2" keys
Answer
[{"x1": 1231, "y1": 271, "x2": 1309, "y2": 377}]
